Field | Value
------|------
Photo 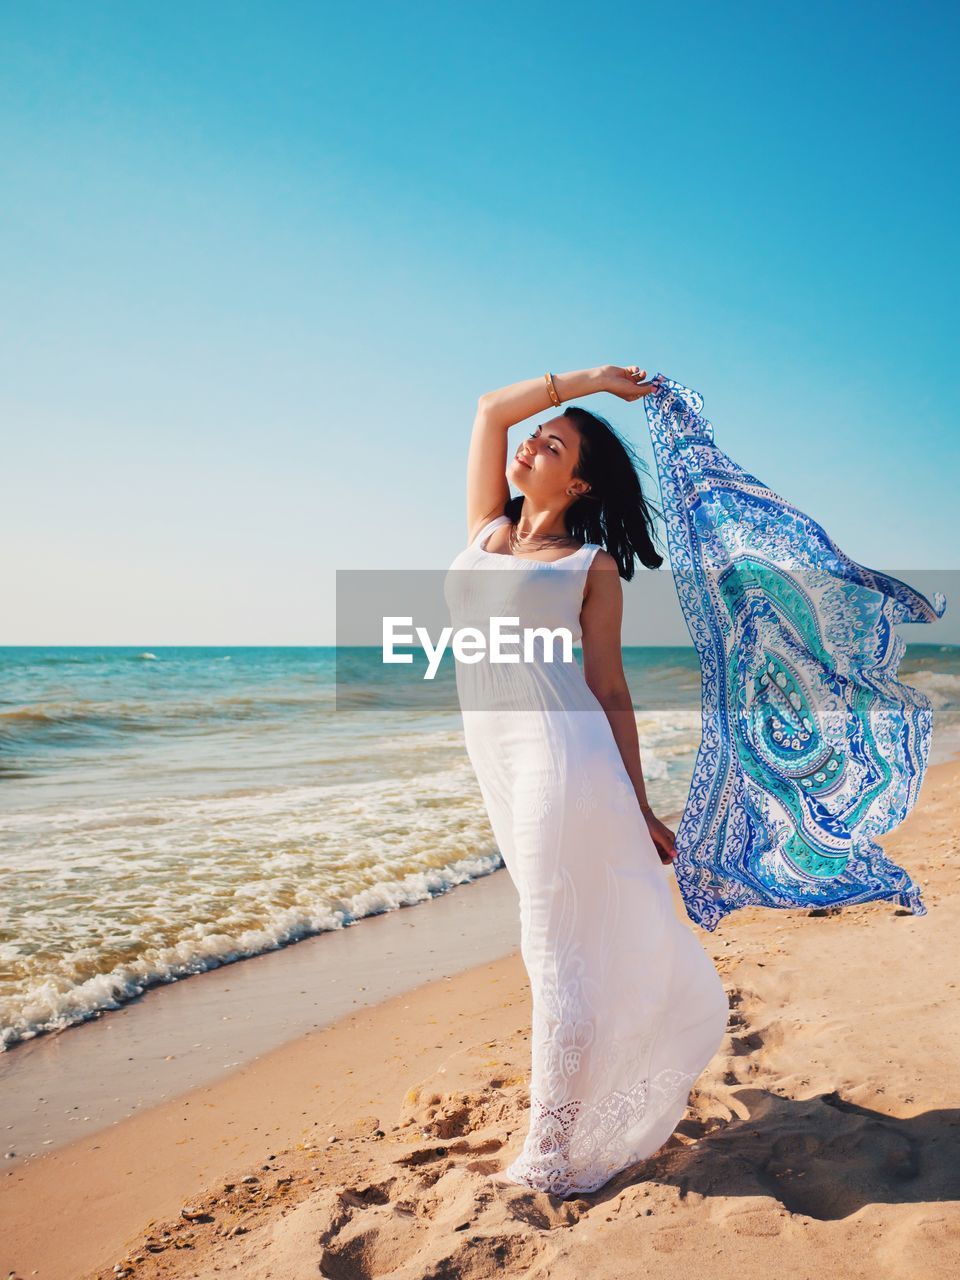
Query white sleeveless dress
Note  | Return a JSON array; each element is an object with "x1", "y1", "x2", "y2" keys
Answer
[{"x1": 444, "y1": 513, "x2": 729, "y2": 1196}]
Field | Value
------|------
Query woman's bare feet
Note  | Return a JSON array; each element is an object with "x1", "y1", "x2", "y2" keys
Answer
[{"x1": 486, "y1": 1168, "x2": 519, "y2": 1189}]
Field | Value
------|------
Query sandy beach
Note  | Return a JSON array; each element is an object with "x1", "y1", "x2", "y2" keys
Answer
[
  {"x1": 2, "y1": 759, "x2": 958, "y2": 1280},
  {"x1": 3, "y1": 4, "x2": 956, "y2": 1276}
]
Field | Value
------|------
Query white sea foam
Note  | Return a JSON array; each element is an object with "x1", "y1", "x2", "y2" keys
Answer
[
  {"x1": 0, "y1": 704, "x2": 701, "y2": 1050},
  {"x1": 908, "y1": 670, "x2": 960, "y2": 708},
  {"x1": 0, "y1": 847, "x2": 503, "y2": 1050}
]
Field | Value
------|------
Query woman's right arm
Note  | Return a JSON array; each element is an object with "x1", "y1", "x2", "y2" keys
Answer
[
  {"x1": 466, "y1": 367, "x2": 609, "y2": 541},
  {"x1": 466, "y1": 365, "x2": 655, "y2": 541}
]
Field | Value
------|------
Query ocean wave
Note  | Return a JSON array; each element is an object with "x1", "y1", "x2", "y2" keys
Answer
[
  {"x1": 0, "y1": 693, "x2": 338, "y2": 750},
  {"x1": 907, "y1": 670, "x2": 960, "y2": 708},
  {"x1": 0, "y1": 701, "x2": 158, "y2": 743},
  {"x1": 0, "y1": 850, "x2": 504, "y2": 1051}
]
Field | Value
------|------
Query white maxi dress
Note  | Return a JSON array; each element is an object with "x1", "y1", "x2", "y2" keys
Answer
[{"x1": 443, "y1": 513, "x2": 729, "y2": 1196}]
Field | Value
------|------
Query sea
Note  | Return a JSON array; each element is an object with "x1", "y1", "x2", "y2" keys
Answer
[{"x1": 2, "y1": 643, "x2": 959, "y2": 1053}]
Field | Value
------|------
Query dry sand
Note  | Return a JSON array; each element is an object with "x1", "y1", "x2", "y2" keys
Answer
[{"x1": 2, "y1": 759, "x2": 958, "y2": 1280}]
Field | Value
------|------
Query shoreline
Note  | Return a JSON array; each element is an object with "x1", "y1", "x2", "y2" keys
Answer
[
  {"x1": 0, "y1": 855, "x2": 528, "y2": 1167},
  {"x1": 2, "y1": 767, "x2": 958, "y2": 1278}
]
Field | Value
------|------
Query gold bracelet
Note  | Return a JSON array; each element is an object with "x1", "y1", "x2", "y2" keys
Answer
[{"x1": 544, "y1": 371, "x2": 562, "y2": 408}]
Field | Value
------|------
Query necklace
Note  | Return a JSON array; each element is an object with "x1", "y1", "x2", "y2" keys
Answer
[{"x1": 507, "y1": 522, "x2": 579, "y2": 555}]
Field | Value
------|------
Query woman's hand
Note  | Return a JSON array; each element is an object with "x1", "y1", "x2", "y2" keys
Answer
[
  {"x1": 599, "y1": 365, "x2": 661, "y2": 402},
  {"x1": 643, "y1": 809, "x2": 678, "y2": 865}
]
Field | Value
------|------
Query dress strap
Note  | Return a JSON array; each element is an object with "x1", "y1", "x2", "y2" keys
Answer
[
  {"x1": 580, "y1": 544, "x2": 602, "y2": 571},
  {"x1": 470, "y1": 513, "x2": 511, "y2": 547}
]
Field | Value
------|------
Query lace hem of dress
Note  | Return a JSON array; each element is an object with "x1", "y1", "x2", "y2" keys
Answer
[{"x1": 502, "y1": 1063, "x2": 699, "y2": 1197}]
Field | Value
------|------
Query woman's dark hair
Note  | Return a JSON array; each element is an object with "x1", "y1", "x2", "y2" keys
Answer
[{"x1": 503, "y1": 406, "x2": 665, "y2": 580}]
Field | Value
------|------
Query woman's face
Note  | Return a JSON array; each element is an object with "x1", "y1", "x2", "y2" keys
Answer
[{"x1": 507, "y1": 416, "x2": 589, "y2": 503}]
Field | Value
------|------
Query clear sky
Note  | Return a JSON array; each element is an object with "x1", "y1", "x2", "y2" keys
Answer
[{"x1": 1, "y1": 1, "x2": 956, "y2": 644}]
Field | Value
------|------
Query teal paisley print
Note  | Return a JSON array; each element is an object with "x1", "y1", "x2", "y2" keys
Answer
[{"x1": 643, "y1": 374, "x2": 947, "y2": 931}]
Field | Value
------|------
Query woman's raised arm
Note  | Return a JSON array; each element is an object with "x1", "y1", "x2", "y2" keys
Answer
[
  {"x1": 468, "y1": 367, "x2": 604, "y2": 540},
  {"x1": 465, "y1": 398, "x2": 512, "y2": 543},
  {"x1": 466, "y1": 365, "x2": 656, "y2": 540}
]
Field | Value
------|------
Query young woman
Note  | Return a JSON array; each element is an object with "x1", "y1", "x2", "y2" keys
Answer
[{"x1": 444, "y1": 364, "x2": 730, "y2": 1197}]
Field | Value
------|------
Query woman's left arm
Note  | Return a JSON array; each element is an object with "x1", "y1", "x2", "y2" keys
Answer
[{"x1": 579, "y1": 556, "x2": 678, "y2": 865}]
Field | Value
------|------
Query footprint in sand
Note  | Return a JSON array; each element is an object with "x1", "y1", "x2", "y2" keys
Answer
[{"x1": 297, "y1": 1167, "x2": 547, "y2": 1280}]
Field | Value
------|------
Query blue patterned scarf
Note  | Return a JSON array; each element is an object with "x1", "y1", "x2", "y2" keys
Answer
[{"x1": 643, "y1": 374, "x2": 947, "y2": 931}]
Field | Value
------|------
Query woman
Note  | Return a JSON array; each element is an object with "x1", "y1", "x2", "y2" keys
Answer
[{"x1": 443, "y1": 364, "x2": 729, "y2": 1197}]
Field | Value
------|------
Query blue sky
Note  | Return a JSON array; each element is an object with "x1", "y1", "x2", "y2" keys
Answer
[{"x1": 1, "y1": 1, "x2": 957, "y2": 643}]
